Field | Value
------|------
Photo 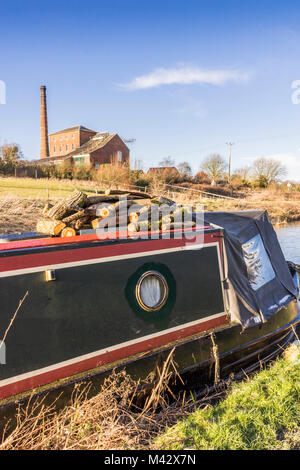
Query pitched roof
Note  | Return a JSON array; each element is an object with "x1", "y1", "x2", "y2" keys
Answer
[
  {"x1": 148, "y1": 166, "x2": 179, "y2": 173},
  {"x1": 35, "y1": 133, "x2": 128, "y2": 164},
  {"x1": 49, "y1": 126, "x2": 97, "y2": 136},
  {"x1": 65, "y1": 132, "x2": 117, "y2": 157}
]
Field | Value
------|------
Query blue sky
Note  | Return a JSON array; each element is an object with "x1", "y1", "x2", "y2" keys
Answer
[{"x1": 1, "y1": 0, "x2": 300, "y2": 178}]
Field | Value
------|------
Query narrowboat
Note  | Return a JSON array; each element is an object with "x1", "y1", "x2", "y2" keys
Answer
[{"x1": 0, "y1": 210, "x2": 299, "y2": 407}]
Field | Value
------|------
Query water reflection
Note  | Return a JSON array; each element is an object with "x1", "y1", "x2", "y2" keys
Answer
[{"x1": 275, "y1": 222, "x2": 300, "y2": 264}]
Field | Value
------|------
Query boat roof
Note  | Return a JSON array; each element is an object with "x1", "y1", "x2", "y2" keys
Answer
[{"x1": 0, "y1": 225, "x2": 216, "y2": 252}]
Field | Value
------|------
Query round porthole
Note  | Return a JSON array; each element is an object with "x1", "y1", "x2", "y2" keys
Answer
[{"x1": 136, "y1": 271, "x2": 169, "y2": 312}]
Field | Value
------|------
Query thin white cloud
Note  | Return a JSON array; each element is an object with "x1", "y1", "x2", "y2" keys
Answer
[{"x1": 120, "y1": 66, "x2": 251, "y2": 90}]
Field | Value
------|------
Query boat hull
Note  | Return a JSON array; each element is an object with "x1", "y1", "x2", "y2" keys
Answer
[{"x1": 0, "y1": 227, "x2": 298, "y2": 408}]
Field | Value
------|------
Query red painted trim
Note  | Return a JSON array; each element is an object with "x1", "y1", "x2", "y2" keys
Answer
[
  {"x1": 0, "y1": 313, "x2": 228, "y2": 400},
  {"x1": 0, "y1": 225, "x2": 211, "y2": 252},
  {"x1": 0, "y1": 231, "x2": 219, "y2": 274}
]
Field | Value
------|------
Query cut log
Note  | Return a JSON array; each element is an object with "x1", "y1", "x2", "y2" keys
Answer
[
  {"x1": 127, "y1": 220, "x2": 160, "y2": 232},
  {"x1": 129, "y1": 205, "x2": 150, "y2": 223},
  {"x1": 42, "y1": 202, "x2": 53, "y2": 216},
  {"x1": 105, "y1": 189, "x2": 152, "y2": 199},
  {"x1": 61, "y1": 227, "x2": 76, "y2": 238},
  {"x1": 97, "y1": 204, "x2": 117, "y2": 218},
  {"x1": 86, "y1": 195, "x2": 120, "y2": 205},
  {"x1": 46, "y1": 202, "x2": 69, "y2": 220},
  {"x1": 105, "y1": 189, "x2": 131, "y2": 197},
  {"x1": 62, "y1": 210, "x2": 86, "y2": 224},
  {"x1": 127, "y1": 190, "x2": 152, "y2": 199},
  {"x1": 36, "y1": 220, "x2": 66, "y2": 236},
  {"x1": 161, "y1": 214, "x2": 173, "y2": 224},
  {"x1": 130, "y1": 198, "x2": 152, "y2": 205},
  {"x1": 91, "y1": 213, "x2": 129, "y2": 230},
  {"x1": 46, "y1": 190, "x2": 88, "y2": 220},
  {"x1": 113, "y1": 199, "x2": 136, "y2": 212},
  {"x1": 129, "y1": 212, "x2": 139, "y2": 223},
  {"x1": 70, "y1": 216, "x2": 91, "y2": 230},
  {"x1": 64, "y1": 190, "x2": 87, "y2": 208},
  {"x1": 127, "y1": 222, "x2": 138, "y2": 232},
  {"x1": 90, "y1": 200, "x2": 134, "y2": 219},
  {"x1": 151, "y1": 195, "x2": 175, "y2": 205}
]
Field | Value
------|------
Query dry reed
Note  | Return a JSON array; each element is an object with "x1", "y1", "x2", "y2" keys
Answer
[{"x1": 0, "y1": 349, "x2": 220, "y2": 450}]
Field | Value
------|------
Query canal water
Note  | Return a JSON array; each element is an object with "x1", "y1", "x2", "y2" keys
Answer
[{"x1": 275, "y1": 222, "x2": 300, "y2": 264}]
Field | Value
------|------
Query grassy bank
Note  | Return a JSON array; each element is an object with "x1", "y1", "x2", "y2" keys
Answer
[
  {"x1": 172, "y1": 189, "x2": 300, "y2": 224},
  {"x1": 0, "y1": 176, "x2": 100, "y2": 199},
  {"x1": 155, "y1": 344, "x2": 300, "y2": 450},
  {"x1": 0, "y1": 177, "x2": 100, "y2": 233}
]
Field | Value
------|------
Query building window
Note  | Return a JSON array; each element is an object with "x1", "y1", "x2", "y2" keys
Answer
[
  {"x1": 53, "y1": 137, "x2": 56, "y2": 142},
  {"x1": 60, "y1": 145, "x2": 62, "y2": 152},
  {"x1": 95, "y1": 162, "x2": 99, "y2": 170},
  {"x1": 73, "y1": 156, "x2": 85, "y2": 166},
  {"x1": 117, "y1": 151, "x2": 122, "y2": 162},
  {"x1": 72, "y1": 134, "x2": 75, "y2": 139},
  {"x1": 65, "y1": 136, "x2": 69, "y2": 140},
  {"x1": 66, "y1": 145, "x2": 69, "y2": 151},
  {"x1": 72, "y1": 144, "x2": 75, "y2": 150},
  {"x1": 54, "y1": 146, "x2": 56, "y2": 153},
  {"x1": 60, "y1": 137, "x2": 63, "y2": 141}
]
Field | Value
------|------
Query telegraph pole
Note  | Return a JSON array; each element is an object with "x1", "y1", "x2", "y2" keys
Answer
[{"x1": 226, "y1": 142, "x2": 235, "y2": 184}]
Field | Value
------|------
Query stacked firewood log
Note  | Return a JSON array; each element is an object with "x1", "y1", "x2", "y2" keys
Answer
[{"x1": 36, "y1": 189, "x2": 195, "y2": 237}]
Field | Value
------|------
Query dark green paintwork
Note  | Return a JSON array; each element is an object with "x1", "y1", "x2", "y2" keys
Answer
[{"x1": 0, "y1": 245, "x2": 224, "y2": 380}]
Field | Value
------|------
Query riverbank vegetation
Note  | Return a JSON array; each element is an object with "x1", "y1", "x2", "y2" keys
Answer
[
  {"x1": 1, "y1": 176, "x2": 300, "y2": 234},
  {"x1": 1, "y1": 344, "x2": 299, "y2": 450},
  {"x1": 155, "y1": 343, "x2": 300, "y2": 450}
]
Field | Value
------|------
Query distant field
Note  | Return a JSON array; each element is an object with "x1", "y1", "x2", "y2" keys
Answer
[
  {"x1": 0, "y1": 177, "x2": 99, "y2": 199},
  {"x1": 1, "y1": 176, "x2": 300, "y2": 225}
]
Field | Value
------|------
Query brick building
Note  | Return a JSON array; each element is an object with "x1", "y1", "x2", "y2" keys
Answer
[
  {"x1": 49, "y1": 126, "x2": 97, "y2": 157},
  {"x1": 39, "y1": 126, "x2": 130, "y2": 169},
  {"x1": 38, "y1": 86, "x2": 130, "y2": 168}
]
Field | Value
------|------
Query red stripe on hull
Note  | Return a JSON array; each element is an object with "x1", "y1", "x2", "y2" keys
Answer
[
  {"x1": 0, "y1": 232, "x2": 218, "y2": 274},
  {"x1": 0, "y1": 313, "x2": 228, "y2": 400},
  {"x1": 0, "y1": 226, "x2": 211, "y2": 252}
]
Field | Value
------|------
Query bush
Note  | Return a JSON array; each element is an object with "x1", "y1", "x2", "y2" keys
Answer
[
  {"x1": 130, "y1": 170, "x2": 152, "y2": 189},
  {"x1": 72, "y1": 165, "x2": 93, "y2": 181},
  {"x1": 160, "y1": 168, "x2": 183, "y2": 184},
  {"x1": 194, "y1": 171, "x2": 210, "y2": 185},
  {"x1": 253, "y1": 175, "x2": 269, "y2": 188},
  {"x1": 94, "y1": 163, "x2": 131, "y2": 187}
]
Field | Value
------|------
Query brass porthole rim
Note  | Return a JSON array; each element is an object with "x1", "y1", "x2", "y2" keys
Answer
[{"x1": 135, "y1": 270, "x2": 169, "y2": 312}]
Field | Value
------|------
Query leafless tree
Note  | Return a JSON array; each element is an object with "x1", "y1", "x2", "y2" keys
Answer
[
  {"x1": 233, "y1": 166, "x2": 252, "y2": 181},
  {"x1": 200, "y1": 154, "x2": 227, "y2": 184},
  {"x1": 252, "y1": 157, "x2": 287, "y2": 184},
  {"x1": 159, "y1": 156, "x2": 175, "y2": 167},
  {"x1": 177, "y1": 161, "x2": 192, "y2": 177}
]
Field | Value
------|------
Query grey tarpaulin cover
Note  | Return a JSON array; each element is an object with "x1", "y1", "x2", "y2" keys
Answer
[{"x1": 201, "y1": 210, "x2": 298, "y2": 328}]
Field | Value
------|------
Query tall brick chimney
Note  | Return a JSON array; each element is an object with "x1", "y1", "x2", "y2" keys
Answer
[{"x1": 40, "y1": 85, "x2": 49, "y2": 159}]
